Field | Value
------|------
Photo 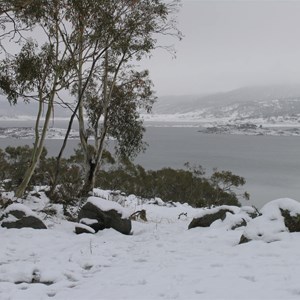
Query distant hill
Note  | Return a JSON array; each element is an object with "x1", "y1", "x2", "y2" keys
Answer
[
  {"x1": 2, "y1": 84, "x2": 300, "y2": 122},
  {"x1": 152, "y1": 85, "x2": 300, "y2": 117}
]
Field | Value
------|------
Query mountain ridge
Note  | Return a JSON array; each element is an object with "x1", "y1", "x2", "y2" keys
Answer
[{"x1": 153, "y1": 84, "x2": 300, "y2": 117}]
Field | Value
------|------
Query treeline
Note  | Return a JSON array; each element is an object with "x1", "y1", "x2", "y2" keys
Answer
[{"x1": 0, "y1": 146, "x2": 249, "y2": 208}]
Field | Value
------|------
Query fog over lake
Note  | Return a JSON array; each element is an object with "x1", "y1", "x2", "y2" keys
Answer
[{"x1": 0, "y1": 124, "x2": 299, "y2": 208}]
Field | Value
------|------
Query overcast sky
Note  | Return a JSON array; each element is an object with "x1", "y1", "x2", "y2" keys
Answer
[{"x1": 140, "y1": 0, "x2": 300, "y2": 96}]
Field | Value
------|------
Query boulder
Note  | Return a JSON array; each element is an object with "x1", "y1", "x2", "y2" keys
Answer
[
  {"x1": 2, "y1": 216, "x2": 47, "y2": 229},
  {"x1": 280, "y1": 209, "x2": 300, "y2": 232},
  {"x1": 188, "y1": 208, "x2": 234, "y2": 229},
  {"x1": 2, "y1": 208, "x2": 26, "y2": 220},
  {"x1": 1, "y1": 204, "x2": 47, "y2": 230},
  {"x1": 238, "y1": 199, "x2": 300, "y2": 244},
  {"x1": 239, "y1": 234, "x2": 251, "y2": 244},
  {"x1": 78, "y1": 198, "x2": 131, "y2": 235}
]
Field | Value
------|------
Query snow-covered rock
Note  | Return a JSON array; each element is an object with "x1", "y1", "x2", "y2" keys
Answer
[
  {"x1": 77, "y1": 197, "x2": 132, "y2": 235},
  {"x1": 0, "y1": 203, "x2": 47, "y2": 230},
  {"x1": 188, "y1": 207, "x2": 236, "y2": 229},
  {"x1": 188, "y1": 205, "x2": 254, "y2": 230},
  {"x1": 239, "y1": 198, "x2": 300, "y2": 244}
]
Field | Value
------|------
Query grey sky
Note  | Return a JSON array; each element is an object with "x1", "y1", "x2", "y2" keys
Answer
[{"x1": 141, "y1": 0, "x2": 300, "y2": 96}]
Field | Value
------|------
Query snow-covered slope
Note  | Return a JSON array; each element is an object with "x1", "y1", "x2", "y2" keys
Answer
[
  {"x1": 1, "y1": 190, "x2": 300, "y2": 299},
  {"x1": 144, "y1": 85, "x2": 300, "y2": 134},
  {"x1": 153, "y1": 85, "x2": 300, "y2": 115}
]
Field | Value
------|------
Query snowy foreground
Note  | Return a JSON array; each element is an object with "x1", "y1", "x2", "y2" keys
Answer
[{"x1": 1, "y1": 190, "x2": 300, "y2": 300}]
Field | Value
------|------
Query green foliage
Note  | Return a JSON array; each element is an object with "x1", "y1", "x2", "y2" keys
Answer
[
  {"x1": 96, "y1": 161, "x2": 249, "y2": 207},
  {"x1": 50, "y1": 164, "x2": 84, "y2": 208},
  {"x1": 0, "y1": 148, "x2": 9, "y2": 182},
  {"x1": 0, "y1": 145, "x2": 47, "y2": 191},
  {"x1": 107, "y1": 70, "x2": 155, "y2": 159},
  {"x1": 0, "y1": 145, "x2": 248, "y2": 208}
]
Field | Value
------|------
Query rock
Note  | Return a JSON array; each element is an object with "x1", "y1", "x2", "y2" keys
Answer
[
  {"x1": 239, "y1": 234, "x2": 251, "y2": 244},
  {"x1": 0, "y1": 204, "x2": 47, "y2": 230},
  {"x1": 2, "y1": 215, "x2": 47, "y2": 229},
  {"x1": 238, "y1": 199, "x2": 300, "y2": 244},
  {"x1": 188, "y1": 208, "x2": 234, "y2": 229},
  {"x1": 2, "y1": 208, "x2": 26, "y2": 220},
  {"x1": 78, "y1": 199, "x2": 131, "y2": 235},
  {"x1": 129, "y1": 210, "x2": 147, "y2": 222},
  {"x1": 280, "y1": 209, "x2": 300, "y2": 232}
]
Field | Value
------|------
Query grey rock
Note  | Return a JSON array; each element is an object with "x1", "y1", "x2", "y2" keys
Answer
[
  {"x1": 239, "y1": 234, "x2": 251, "y2": 244},
  {"x1": 2, "y1": 215, "x2": 47, "y2": 229},
  {"x1": 188, "y1": 208, "x2": 234, "y2": 229},
  {"x1": 78, "y1": 201, "x2": 131, "y2": 235},
  {"x1": 280, "y1": 209, "x2": 300, "y2": 232},
  {"x1": 75, "y1": 224, "x2": 95, "y2": 234}
]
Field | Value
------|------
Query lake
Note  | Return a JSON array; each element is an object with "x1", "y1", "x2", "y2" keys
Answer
[{"x1": 0, "y1": 125, "x2": 300, "y2": 208}]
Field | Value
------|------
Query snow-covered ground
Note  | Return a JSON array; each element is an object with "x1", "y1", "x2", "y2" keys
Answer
[{"x1": 1, "y1": 190, "x2": 300, "y2": 299}]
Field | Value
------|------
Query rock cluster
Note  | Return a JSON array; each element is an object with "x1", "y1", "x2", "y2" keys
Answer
[{"x1": 0, "y1": 204, "x2": 47, "y2": 229}]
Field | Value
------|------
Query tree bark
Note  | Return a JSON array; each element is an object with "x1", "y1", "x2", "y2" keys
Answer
[{"x1": 15, "y1": 93, "x2": 54, "y2": 198}]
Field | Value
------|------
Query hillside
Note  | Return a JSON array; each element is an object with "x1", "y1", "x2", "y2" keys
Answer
[
  {"x1": 152, "y1": 85, "x2": 300, "y2": 115},
  {"x1": 3, "y1": 85, "x2": 300, "y2": 136},
  {"x1": 1, "y1": 189, "x2": 300, "y2": 299},
  {"x1": 146, "y1": 85, "x2": 300, "y2": 135}
]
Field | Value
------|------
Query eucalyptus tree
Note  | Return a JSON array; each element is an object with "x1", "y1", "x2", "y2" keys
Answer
[
  {"x1": 0, "y1": 0, "x2": 181, "y2": 197},
  {"x1": 0, "y1": 0, "x2": 35, "y2": 14},
  {"x1": 0, "y1": 0, "x2": 73, "y2": 197},
  {"x1": 52, "y1": 0, "x2": 182, "y2": 195}
]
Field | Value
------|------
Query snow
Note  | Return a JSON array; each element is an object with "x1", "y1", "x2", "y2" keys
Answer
[
  {"x1": 75, "y1": 223, "x2": 96, "y2": 234},
  {"x1": 261, "y1": 198, "x2": 300, "y2": 217},
  {"x1": 241, "y1": 198, "x2": 300, "y2": 243},
  {"x1": 87, "y1": 196, "x2": 131, "y2": 218},
  {"x1": 3, "y1": 203, "x2": 36, "y2": 217},
  {"x1": 191, "y1": 205, "x2": 241, "y2": 219},
  {"x1": 79, "y1": 218, "x2": 99, "y2": 225},
  {"x1": 1, "y1": 192, "x2": 300, "y2": 299}
]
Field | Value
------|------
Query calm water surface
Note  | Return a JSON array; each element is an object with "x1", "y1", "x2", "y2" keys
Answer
[{"x1": 0, "y1": 125, "x2": 300, "y2": 208}]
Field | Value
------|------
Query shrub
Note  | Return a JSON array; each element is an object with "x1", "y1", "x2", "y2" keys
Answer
[
  {"x1": 96, "y1": 161, "x2": 249, "y2": 207},
  {"x1": 0, "y1": 145, "x2": 249, "y2": 208}
]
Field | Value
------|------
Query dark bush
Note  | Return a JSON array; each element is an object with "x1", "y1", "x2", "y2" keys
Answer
[
  {"x1": 0, "y1": 146, "x2": 249, "y2": 208},
  {"x1": 96, "y1": 160, "x2": 248, "y2": 207}
]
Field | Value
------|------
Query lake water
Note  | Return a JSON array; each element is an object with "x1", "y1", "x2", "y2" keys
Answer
[
  {"x1": 137, "y1": 128, "x2": 300, "y2": 208},
  {"x1": 0, "y1": 125, "x2": 300, "y2": 208}
]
